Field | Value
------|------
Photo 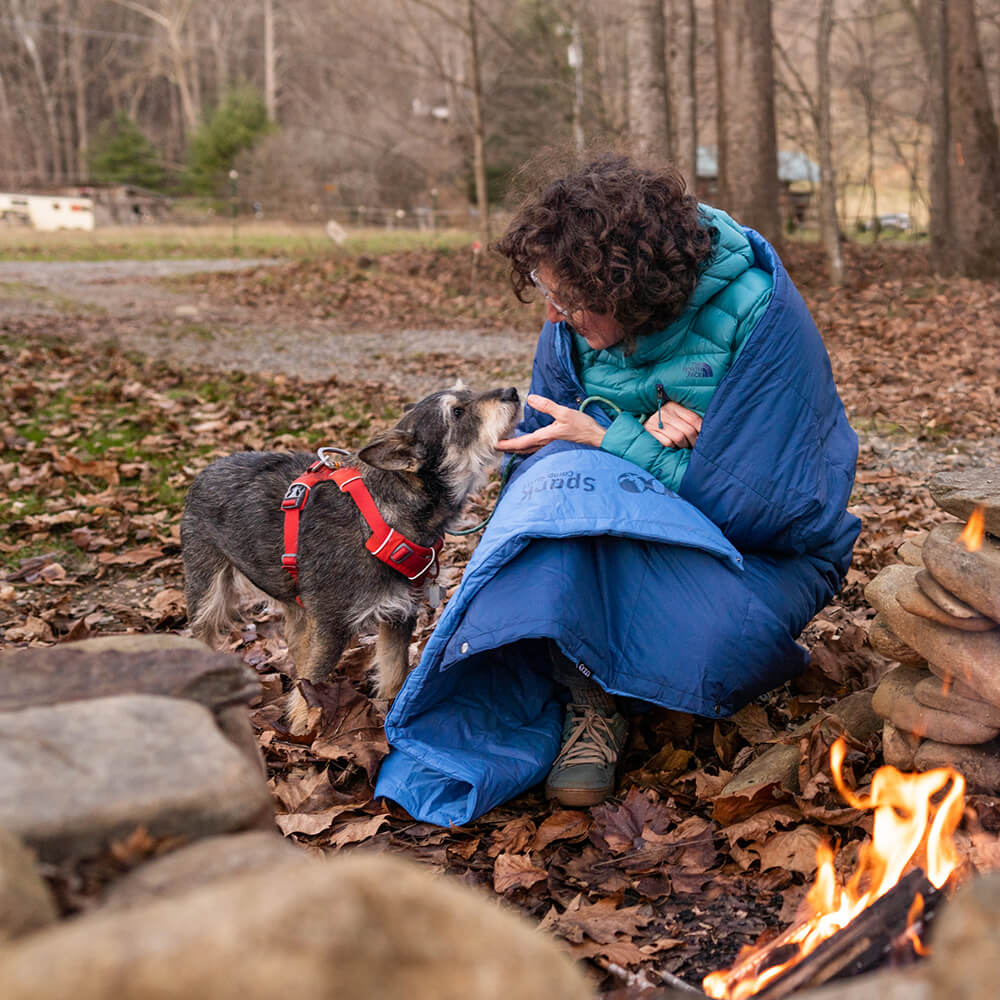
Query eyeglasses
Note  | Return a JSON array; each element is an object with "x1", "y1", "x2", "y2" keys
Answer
[{"x1": 529, "y1": 268, "x2": 571, "y2": 319}]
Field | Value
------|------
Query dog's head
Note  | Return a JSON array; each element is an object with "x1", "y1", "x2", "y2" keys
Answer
[{"x1": 358, "y1": 387, "x2": 520, "y2": 507}]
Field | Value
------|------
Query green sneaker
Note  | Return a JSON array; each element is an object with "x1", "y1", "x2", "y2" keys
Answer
[{"x1": 544, "y1": 703, "x2": 628, "y2": 807}]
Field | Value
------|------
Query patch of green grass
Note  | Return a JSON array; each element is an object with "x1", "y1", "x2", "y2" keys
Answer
[
  {"x1": 0, "y1": 279, "x2": 104, "y2": 314},
  {"x1": 0, "y1": 223, "x2": 477, "y2": 262}
]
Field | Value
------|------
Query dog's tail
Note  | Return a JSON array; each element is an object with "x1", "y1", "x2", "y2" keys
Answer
[{"x1": 187, "y1": 563, "x2": 268, "y2": 647}]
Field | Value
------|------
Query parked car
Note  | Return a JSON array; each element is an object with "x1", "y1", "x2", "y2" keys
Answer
[{"x1": 873, "y1": 212, "x2": 912, "y2": 232}]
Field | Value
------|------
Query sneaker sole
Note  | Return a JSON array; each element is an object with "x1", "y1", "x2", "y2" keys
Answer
[{"x1": 544, "y1": 783, "x2": 613, "y2": 808}]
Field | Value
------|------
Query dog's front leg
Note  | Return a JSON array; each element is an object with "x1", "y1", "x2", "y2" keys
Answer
[
  {"x1": 374, "y1": 616, "x2": 417, "y2": 700},
  {"x1": 284, "y1": 613, "x2": 352, "y2": 733}
]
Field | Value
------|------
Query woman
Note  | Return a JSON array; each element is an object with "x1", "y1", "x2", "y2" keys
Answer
[{"x1": 374, "y1": 155, "x2": 860, "y2": 823}]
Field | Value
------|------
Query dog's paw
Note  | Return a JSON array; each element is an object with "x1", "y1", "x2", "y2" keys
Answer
[{"x1": 283, "y1": 685, "x2": 320, "y2": 736}]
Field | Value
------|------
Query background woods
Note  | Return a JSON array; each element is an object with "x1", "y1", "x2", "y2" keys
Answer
[{"x1": 1, "y1": 1, "x2": 999, "y2": 275}]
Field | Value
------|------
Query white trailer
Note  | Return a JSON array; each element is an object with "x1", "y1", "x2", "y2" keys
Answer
[{"x1": 0, "y1": 192, "x2": 96, "y2": 231}]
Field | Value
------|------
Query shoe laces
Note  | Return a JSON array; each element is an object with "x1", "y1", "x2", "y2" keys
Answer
[{"x1": 554, "y1": 706, "x2": 620, "y2": 768}]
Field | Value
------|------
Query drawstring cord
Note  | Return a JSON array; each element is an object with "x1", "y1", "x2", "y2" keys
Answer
[{"x1": 446, "y1": 457, "x2": 519, "y2": 536}]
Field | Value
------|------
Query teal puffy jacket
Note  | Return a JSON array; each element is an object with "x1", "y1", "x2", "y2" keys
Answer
[{"x1": 575, "y1": 205, "x2": 773, "y2": 490}]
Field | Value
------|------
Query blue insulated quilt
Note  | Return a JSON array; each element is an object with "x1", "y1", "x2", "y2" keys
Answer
[{"x1": 375, "y1": 228, "x2": 861, "y2": 827}]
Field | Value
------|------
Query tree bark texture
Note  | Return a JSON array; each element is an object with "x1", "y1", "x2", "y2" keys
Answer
[
  {"x1": 944, "y1": 0, "x2": 1000, "y2": 278},
  {"x1": 626, "y1": 0, "x2": 671, "y2": 162},
  {"x1": 466, "y1": 0, "x2": 490, "y2": 249},
  {"x1": 817, "y1": 0, "x2": 843, "y2": 286},
  {"x1": 713, "y1": 0, "x2": 780, "y2": 243},
  {"x1": 666, "y1": 0, "x2": 698, "y2": 192}
]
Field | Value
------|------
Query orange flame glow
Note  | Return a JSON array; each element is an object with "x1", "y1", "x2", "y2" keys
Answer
[
  {"x1": 957, "y1": 506, "x2": 986, "y2": 552},
  {"x1": 702, "y1": 738, "x2": 965, "y2": 1000}
]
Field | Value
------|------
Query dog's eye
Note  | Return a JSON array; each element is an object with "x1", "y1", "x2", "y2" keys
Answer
[{"x1": 451, "y1": 406, "x2": 465, "y2": 419}]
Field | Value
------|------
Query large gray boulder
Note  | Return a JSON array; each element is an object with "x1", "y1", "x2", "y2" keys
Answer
[
  {"x1": 0, "y1": 694, "x2": 273, "y2": 861},
  {"x1": 0, "y1": 634, "x2": 260, "y2": 713},
  {"x1": 0, "y1": 853, "x2": 593, "y2": 1000}
]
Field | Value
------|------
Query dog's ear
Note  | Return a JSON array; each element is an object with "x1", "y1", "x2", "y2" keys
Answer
[{"x1": 358, "y1": 430, "x2": 426, "y2": 472}]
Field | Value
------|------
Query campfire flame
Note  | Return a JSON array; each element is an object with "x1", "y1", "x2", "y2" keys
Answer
[
  {"x1": 957, "y1": 506, "x2": 986, "y2": 552},
  {"x1": 702, "y1": 738, "x2": 965, "y2": 999}
]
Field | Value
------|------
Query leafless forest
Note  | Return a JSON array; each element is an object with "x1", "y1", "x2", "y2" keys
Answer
[{"x1": 1, "y1": 0, "x2": 1000, "y2": 275}]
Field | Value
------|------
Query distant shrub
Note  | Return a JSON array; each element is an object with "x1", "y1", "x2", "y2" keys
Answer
[
  {"x1": 185, "y1": 88, "x2": 273, "y2": 196},
  {"x1": 89, "y1": 113, "x2": 166, "y2": 190}
]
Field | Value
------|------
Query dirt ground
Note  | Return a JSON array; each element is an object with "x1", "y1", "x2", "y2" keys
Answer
[
  {"x1": 3, "y1": 248, "x2": 999, "y2": 993},
  {"x1": 0, "y1": 258, "x2": 539, "y2": 398}
]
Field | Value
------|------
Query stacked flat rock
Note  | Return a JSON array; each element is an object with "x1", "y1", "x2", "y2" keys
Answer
[{"x1": 865, "y1": 468, "x2": 1000, "y2": 792}]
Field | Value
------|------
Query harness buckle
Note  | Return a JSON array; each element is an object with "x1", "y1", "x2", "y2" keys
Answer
[{"x1": 281, "y1": 482, "x2": 310, "y2": 510}]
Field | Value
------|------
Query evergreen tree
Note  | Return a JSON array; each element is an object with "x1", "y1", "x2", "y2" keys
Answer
[
  {"x1": 89, "y1": 113, "x2": 165, "y2": 190},
  {"x1": 185, "y1": 88, "x2": 272, "y2": 196}
]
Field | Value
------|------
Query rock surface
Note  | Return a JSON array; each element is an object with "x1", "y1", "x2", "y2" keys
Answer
[
  {"x1": 896, "y1": 537, "x2": 926, "y2": 568},
  {"x1": 928, "y1": 467, "x2": 1000, "y2": 538},
  {"x1": 866, "y1": 565, "x2": 1000, "y2": 707},
  {"x1": 871, "y1": 665, "x2": 999, "y2": 744},
  {"x1": 896, "y1": 572, "x2": 998, "y2": 632},
  {"x1": 916, "y1": 568, "x2": 994, "y2": 622},
  {"x1": 0, "y1": 828, "x2": 58, "y2": 941},
  {"x1": 868, "y1": 614, "x2": 925, "y2": 665},
  {"x1": 927, "y1": 871, "x2": 1000, "y2": 998},
  {"x1": 0, "y1": 853, "x2": 593, "y2": 1000},
  {"x1": 881, "y1": 722, "x2": 921, "y2": 770},
  {"x1": 922, "y1": 521, "x2": 1000, "y2": 623},
  {"x1": 0, "y1": 694, "x2": 273, "y2": 861},
  {"x1": 0, "y1": 635, "x2": 260, "y2": 714},
  {"x1": 914, "y1": 676, "x2": 1000, "y2": 728},
  {"x1": 101, "y1": 831, "x2": 302, "y2": 910},
  {"x1": 914, "y1": 740, "x2": 1000, "y2": 794}
]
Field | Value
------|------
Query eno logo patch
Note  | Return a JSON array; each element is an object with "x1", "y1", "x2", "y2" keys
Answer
[
  {"x1": 684, "y1": 361, "x2": 714, "y2": 378},
  {"x1": 617, "y1": 472, "x2": 672, "y2": 496}
]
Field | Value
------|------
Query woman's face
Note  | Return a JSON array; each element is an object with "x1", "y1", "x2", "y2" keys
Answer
[{"x1": 534, "y1": 264, "x2": 625, "y2": 351}]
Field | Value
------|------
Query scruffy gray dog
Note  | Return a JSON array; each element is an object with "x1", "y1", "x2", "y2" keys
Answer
[{"x1": 181, "y1": 386, "x2": 520, "y2": 720}]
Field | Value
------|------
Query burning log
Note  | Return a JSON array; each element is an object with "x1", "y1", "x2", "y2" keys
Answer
[
  {"x1": 750, "y1": 869, "x2": 942, "y2": 999},
  {"x1": 703, "y1": 739, "x2": 965, "y2": 1000}
]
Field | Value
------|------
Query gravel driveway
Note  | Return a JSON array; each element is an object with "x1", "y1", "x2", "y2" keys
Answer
[{"x1": 0, "y1": 258, "x2": 537, "y2": 398}]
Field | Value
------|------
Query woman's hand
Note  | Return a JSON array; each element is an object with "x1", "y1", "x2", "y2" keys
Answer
[
  {"x1": 643, "y1": 401, "x2": 702, "y2": 449},
  {"x1": 496, "y1": 394, "x2": 605, "y2": 453}
]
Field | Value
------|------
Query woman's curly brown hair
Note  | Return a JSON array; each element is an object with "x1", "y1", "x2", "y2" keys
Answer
[{"x1": 494, "y1": 154, "x2": 716, "y2": 352}]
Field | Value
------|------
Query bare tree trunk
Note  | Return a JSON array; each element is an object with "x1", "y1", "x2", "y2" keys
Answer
[
  {"x1": 467, "y1": 0, "x2": 490, "y2": 249},
  {"x1": 945, "y1": 0, "x2": 1000, "y2": 277},
  {"x1": 904, "y1": 0, "x2": 952, "y2": 263},
  {"x1": 713, "y1": 0, "x2": 780, "y2": 243},
  {"x1": 569, "y1": 15, "x2": 585, "y2": 155},
  {"x1": 666, "y1": 0, "x2": 697, "y2": 191},
  {"x1": 10, "y1": 0, "x2": 63, "y2": 182},
  {"x1": 626, "y1": 0, "x2": 671, "y2": 161},
  {"x1": 69, "y1": 1, "x2": 90, "y2": 180},
  {"x1": 264, "y1": 0, "x2": 278, "y2": 122},
  {"x1": 817, "y1": 0, "x2": 843, "y2": 286},
  {"x1": 925, "y1": 1, "x2": 951, "y2": 262}
]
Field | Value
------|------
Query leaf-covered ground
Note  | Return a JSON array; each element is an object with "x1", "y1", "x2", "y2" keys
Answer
[{"x1": 2, "y1": 241, "x2": 999, "y2": 994}]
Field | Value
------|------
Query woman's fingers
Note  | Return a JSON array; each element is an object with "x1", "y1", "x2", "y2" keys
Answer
[
  {"x1": 497, "y1": 394, "x2": 605, "y2": 450},
  {"x1": 643, "y1": 403, "x2": 702, "y2": 448}
]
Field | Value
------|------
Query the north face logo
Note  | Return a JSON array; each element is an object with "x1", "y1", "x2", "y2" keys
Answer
[{"x1": 684, "y1": 362, "x2": 714, "y2": 378}]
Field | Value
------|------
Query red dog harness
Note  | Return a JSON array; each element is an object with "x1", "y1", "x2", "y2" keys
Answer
[{"x1": 280, "y1": 454, "x2": 442, "y2": 592}]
